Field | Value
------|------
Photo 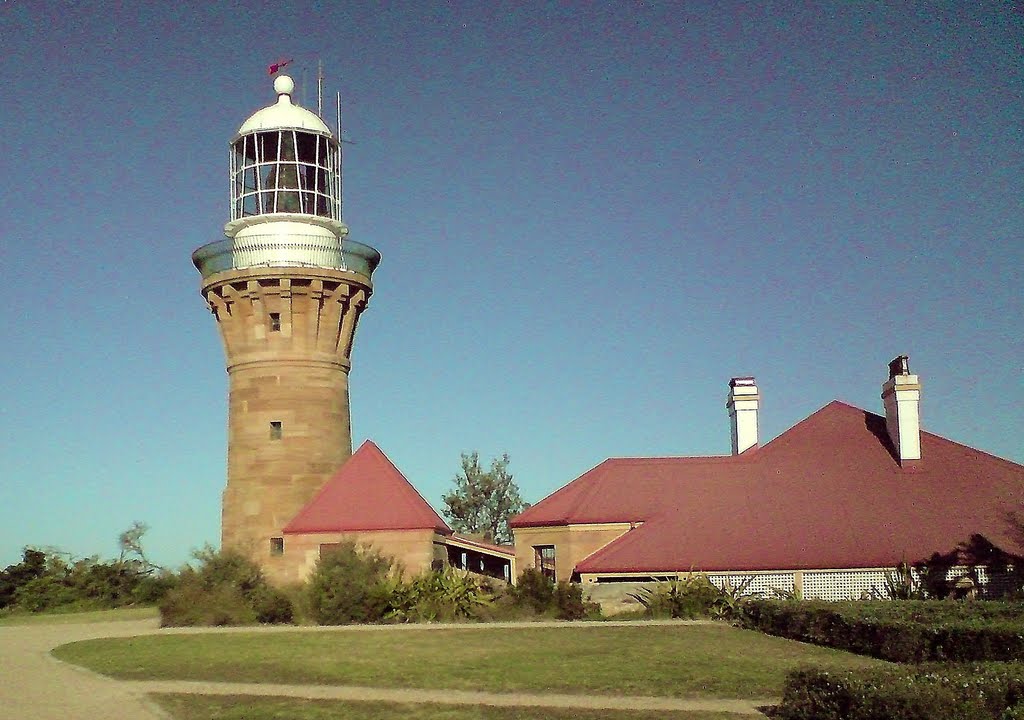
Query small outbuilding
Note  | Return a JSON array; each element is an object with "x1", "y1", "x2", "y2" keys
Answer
[{"x1": 280, "y1": 440, "x2": 515, "y2": 584}]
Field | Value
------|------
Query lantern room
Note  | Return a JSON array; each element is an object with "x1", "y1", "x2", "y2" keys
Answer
[
  {"x1": 228, "y1": 75, "x2": 341, "y2": 226},
  {"x1": 192, "y1": 73, "x2": 379, "y2": 280}
]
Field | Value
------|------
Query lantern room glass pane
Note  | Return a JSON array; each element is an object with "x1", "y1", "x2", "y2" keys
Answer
[{"x1": 231, "y1": 129, "x2": 340, "y2": 220}]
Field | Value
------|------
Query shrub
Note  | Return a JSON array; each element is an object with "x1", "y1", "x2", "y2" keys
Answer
[
  {"x1": 777, "y1": 664, "x2": 1024, "y2": 720},
  {"x1": 629, "y1": 574, "x2": 723, "y2": 619},
  {"x1": 307, "y1": 541, "x2": 396, "y2": 625},
  {"x1": 710, "y1": 576, "x2": 755, "y2": 622},
  {"x1": 492, "y1": 570, "x2": 600, "y2": 620},
  {"x1": 13, "y1": 574, "x2": 78, "y2": 612},
  {"x1": 386, "y1": 567, "x2": 493, "y2": 622},
  {"x1": 0, "y1": 549, "x2": 48, "y2": 609},
  {"x1": 514, "y1": 569, "x2": 555, "y2": 613},
  {"x1": 159, "y1": 548, "x2": 293, "y2": 627},
  {"x1": 131, "y1": 571, "x2": 178, "y2": 605},
  {"x1": 159, "y1": 581, "x2": 257, "y2": 626},
  {"x1": 743, "y1": 599, "x2": 1024, "y2": 663},
  {"x1": 553, "y1": 580, "x2": 598, "y2": 620}
]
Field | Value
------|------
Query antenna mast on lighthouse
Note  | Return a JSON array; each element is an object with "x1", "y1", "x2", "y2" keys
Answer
[
  {"x1": 344, "y1": 91, "x2": 348, "y2": 219},
  {"x1": 317, "y1": 58, "x2": 324, "y2": 118}
]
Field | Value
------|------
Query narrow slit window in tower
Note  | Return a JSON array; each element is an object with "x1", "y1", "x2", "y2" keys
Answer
[
  {"x1": 269, "y1": 312, "x2": 281, "y2": 332},
  {"x1": 270, "y1": 537, "x2": 284, "y2": 556},
  {"x1": 269, "y1": 421, "x2": 283, "y2": 440}
]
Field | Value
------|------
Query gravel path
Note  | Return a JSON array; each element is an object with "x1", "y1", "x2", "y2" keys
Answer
[
  {"x1": 1, "y1": 617, "x2": 777, "y2": 718},
  {"x1": 0, "y1": 619, "x2": 167, "y2": 720}
]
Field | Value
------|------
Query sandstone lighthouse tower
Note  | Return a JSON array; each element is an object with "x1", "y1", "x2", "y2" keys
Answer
[{"x1": 192, "y1": 74, "x2": 379, "y2": 581}]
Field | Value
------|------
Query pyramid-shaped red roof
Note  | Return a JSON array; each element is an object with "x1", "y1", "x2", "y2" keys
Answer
[
  {"x1": 283, "y1": 441, "x2": 452, "y2": 535},
  {"x1": 512, "y1": 401, "x2": 1024, "y2": 573}
]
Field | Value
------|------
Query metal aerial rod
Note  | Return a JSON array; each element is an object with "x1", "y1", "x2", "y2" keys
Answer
[
  {"x1": 342, "y1": 90, "x2": 350, "y2": 219},
  {"x1": 317, "y1": 58, "x2": 323, "y2": 118}
]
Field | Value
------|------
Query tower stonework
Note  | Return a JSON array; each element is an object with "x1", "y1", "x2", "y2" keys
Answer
[{"x1": 193, "y1": 75, "x2": 379, "y2": 582}]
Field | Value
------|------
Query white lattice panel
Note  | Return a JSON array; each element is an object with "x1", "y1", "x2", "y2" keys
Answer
[
  {"x1": 707, "y1": 572, "x2": 794, "y2": 598},
  {"x1": 587, "y1": 564, "x2": 1019, "y2": 602},
  {"x1": 802, "y1": 570, "x2": 889, "y2": 601}
]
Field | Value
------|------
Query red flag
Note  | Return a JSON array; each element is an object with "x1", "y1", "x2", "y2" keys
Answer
[{"x1": 268, "y1": 59, "x2": 292, "y2": 75}]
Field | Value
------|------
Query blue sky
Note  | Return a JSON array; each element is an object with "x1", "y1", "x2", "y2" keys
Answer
[{"x1": 2, "y1": 1, "x2": 1021, "y2": 570}]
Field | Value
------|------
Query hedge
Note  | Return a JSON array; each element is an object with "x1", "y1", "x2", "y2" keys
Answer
[
  {"x1": 743, "y1": 600, "x2": 1024, "y2": 663},
  {"x1": 776, "y1": 664, "x2": 1024, "y2": 720}
]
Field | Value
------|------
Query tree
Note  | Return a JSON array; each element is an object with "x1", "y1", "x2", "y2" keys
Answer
[
  {"x1": 442, "y1": 452, "x2": 526, "y2": 544},
  {"x1": 0, "y1": 548, "x2": 48, "y2": 609}
]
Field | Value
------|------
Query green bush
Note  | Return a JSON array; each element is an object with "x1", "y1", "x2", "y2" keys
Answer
[
  {"x1": 553, "y1": 580, "x2": 598, "y2": 620},
  {"x1": 744, "y1": 599, "x2": 1024, "y2": 663},
  {"x1": 777, "y1": 664, "x2": 1024, "y2": 720},
  {"x1": 1, "y1": 545, "x2": 173, "y2": 614},
  {"x1": 13, "y1": 574, "x2": 78, "y2": 612},
  {"x1": 131, "y1": 571, "x2": 179, "y2": 605},
  {"x1": 307, "y1": 541, "x2": 396, "y2": 625},
  {"x1": 159, "y1": 548, "x2": 293, "y2": 627},
  {"x1": 159, "y1": 581, "x2": 258, "y2": 626},
  {"x1": 514, "y1": 568, "x2": 555, "y2": 613},
  {"x1": 0, "y1": 549, "x2": 48, "y2": 609},
  {"x1": 628, "y1": 574, "x2": 723, "y2": 619},
  {"x1": 504, "y1": 570, "x2": 599, "y2": 620},
  {"x1": 384, "y1": 567, "x2": 493, "y2": 622}
]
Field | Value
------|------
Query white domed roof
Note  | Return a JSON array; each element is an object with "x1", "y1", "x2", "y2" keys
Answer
[{"x1": 236, "y1": 75, "x2": 332, "y2": 136}]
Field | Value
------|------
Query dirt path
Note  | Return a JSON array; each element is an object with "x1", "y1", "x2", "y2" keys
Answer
[
  {"x1": 1, "y1": 618, "x2": 777, "y2": 717},
  {"x1": 0, "y1": 619, "x2": 167, "y2": 720},
  {"x1": 127, "y1": 679, "x2": 775, "y2": 714}
]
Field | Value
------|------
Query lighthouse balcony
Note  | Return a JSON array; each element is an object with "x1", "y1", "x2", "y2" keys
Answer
[{"x1": 192, "y1": 235, "x2": 380, "y2": 280}]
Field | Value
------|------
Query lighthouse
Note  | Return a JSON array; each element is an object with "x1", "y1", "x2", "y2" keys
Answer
[{"x1": 192, "y1": 74, "x2": 379, "y2": 582}]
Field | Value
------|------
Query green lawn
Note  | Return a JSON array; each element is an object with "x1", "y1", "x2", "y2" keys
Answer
[
  {"x1": 153, "y1": 695, "x2": 740, "y2": 720},
  {"x1": 0, "y1": 606, "x2": 159, "y2": 626},
  {"x1": 54, "y1": 623, "x2": 885, "y2": 699}
]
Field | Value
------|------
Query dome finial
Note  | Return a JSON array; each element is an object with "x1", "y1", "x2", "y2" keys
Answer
[{"x1": 274, "y1": 75, "x2": 295, "y2": 101}]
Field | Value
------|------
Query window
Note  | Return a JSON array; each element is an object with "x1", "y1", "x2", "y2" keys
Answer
[
  {"x1": 230, "y1": 129, "x2": 340, "y2": 220},
  {"x1": 269, "y1": 312, "x2": 281, "y2": 332},
  {"x1": 535, "y1": 545, "x2": 556, "y2": 582},
  {"x1": 270, "y1": 537, "x2": 284, "y2": 555},
  {"x1": 269, "y1": 421, "x2": 282, "y2": 440}
]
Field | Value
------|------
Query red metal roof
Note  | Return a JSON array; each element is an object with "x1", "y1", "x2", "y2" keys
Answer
[
  {"x1": 283, "y1": 440, "x2": 452, "y2": 535},
  {"x1": 511, "y1": 401, "x2": 1024, "y2": 574}
]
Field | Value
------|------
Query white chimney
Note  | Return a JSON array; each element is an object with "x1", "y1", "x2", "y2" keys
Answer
[
  {"x1": 881, "y1": 355, "x2": 922, "y2": 463},
  {"x1": 727, "y1": 377, "x2": 759, "y2": 455}
]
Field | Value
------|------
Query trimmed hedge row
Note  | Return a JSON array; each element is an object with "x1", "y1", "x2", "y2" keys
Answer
[
  {"x1": 777, "y1": 664, "x2": 1024, "y2": 720},
  {"x1": 830, "y1": 600, "x2": 1024, "y2": 624},
  {"x1": 743, "y1": 600, "x2": 1024, "y2": 662}
]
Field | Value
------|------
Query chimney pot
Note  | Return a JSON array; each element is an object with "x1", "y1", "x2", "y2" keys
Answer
[{"x1": 888, "y1": 355, "x2": 910, "y2": 379}]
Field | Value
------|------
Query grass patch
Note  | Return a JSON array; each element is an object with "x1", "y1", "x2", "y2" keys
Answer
[
  {"x1": 55, "y1": 623, "x2": 885, "y2": 699},
  {"x1": 151, "y1": 694, "x2": 740, "y2": 720},
  {"x1": 0, "y1": 606, "x2": 158, "y2": 626}
]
